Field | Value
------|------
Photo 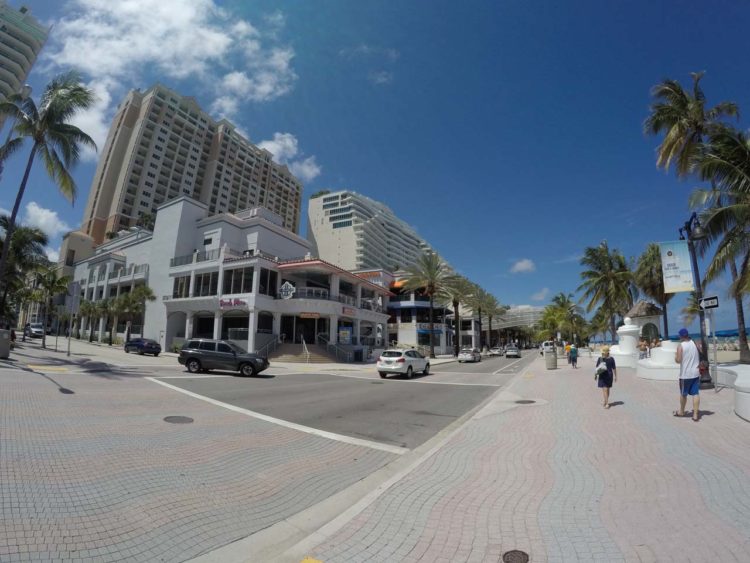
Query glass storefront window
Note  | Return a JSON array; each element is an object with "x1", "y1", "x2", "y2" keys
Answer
[
  {"x1": 223, "y1": 267, "x2": 254, "y2": 294},
  {"x1": 173, "y1": 275, "x2": 190, "y2": 298},
  {"x1": 194, "y1": 272, "x2": 218, "y2": 296}
]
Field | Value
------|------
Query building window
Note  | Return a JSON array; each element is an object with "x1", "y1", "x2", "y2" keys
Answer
[
  {"x1": 203, "y1": 237, "x2": 212, "y2": 246},
  {"x1": 401, "y1": 309, "x2": 413, "y2": 323},
  {"x1": 222, "y1": 267, "x2": 254, "y2": 294},
  {"x1": 194, "y1": 272, "x2": 218, "y2": 296},
  {"x1": 258, "y1": 268, "x2": 277, "y2": 296},
  {"x1": 332, "y1": 220, "x2": 352, "y2": 229},
  {"x1": 172, "y1": 275, "x2": 190, "y2": 298}
]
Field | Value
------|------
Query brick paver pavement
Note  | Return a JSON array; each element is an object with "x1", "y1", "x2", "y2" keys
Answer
[
  {"x1": 304, "y1": 354, "x2": 750, "y2": 563},
  {"x1": 0, "y1": 366, "x2": 395, "y2": 562}
]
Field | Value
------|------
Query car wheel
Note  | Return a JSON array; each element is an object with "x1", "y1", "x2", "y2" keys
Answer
[
  {"x1": 138, "y1": 349, "x2": 144, "y2": 355},
  {"x1": 124, "y1": 347, "x2": 130, "y2": 353},
  {"x1": 405, "y1": 366, "x2": 413, "y2": 379},
  {"x1": 240, "y1": 363, "x2": 256, "y2": 377},
  {"x1": 379, "y1": 372, "x2": 387, "y2": 378},
  {"x1": 423, "y1": 363, "x2": 430, "y2": 375},
  {"x1": 186, "y1": 359, "x2": 201, "y2": 373},
  {"x1": 153, "y1": 353, "x2": 159, "y2": 357}
]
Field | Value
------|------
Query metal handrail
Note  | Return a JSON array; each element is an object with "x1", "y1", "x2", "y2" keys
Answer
[
  {"x1": 300, "y1": 335, "x2": 311, "y2": 363},
  {"x1": 256, "y1": 337, "x2": 279, "y2": 359},
  {"x1": 316, "y1": 333, "x2": 353, "y2": 363}
]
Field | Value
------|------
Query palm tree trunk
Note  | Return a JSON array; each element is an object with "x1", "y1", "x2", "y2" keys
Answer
[
  {"x1": 486, "y1": 315, "x2": 492, "y2": 348},
  {"x1": 0, "y1": 144, "x2": 37, "y2": 317},
  {"x1": 453, "y1": 299, "x2": 460, "y2": 357},
  {"x1": 109, "y1": 315, "x2": 117, "y2": 346},
  {"x1": 41, "y1": 302, "x2": 47, "y2": 349},
  {"x1": 89, "y1": 315, "x2": 95, "y2": 342},
  {"x1": 125, "y1": 320, "x2": 131, "y2": 343},
  {"x1": 476, "y1": 308, "x2": 482, "y2": 349},
  {"x1": 661, "y1": 300, "x2": 669, "y2": 340},
  {"x1": 428, "y1": 295, "x2": 435, "y2": 359},
  {"x1": 728, "y1": 260, "x2": 750, "y2": 363},
  {"x1": 610, "y1": 315, "x2": 617, "y2": 342}
]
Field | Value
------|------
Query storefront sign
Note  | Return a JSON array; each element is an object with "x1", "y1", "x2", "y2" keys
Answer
[
  {"x1": 659, "y1": 240, "x2": 694, "y2": 293},
  {"x1": 219, "y1": 298, "x2": 247, "y2": 308},
  {"x1": 299, "y1": 312, "x2": 320, "y2": 319},
  {"x1": 279, "y1": 281, "x2": 296, "y2": 299},
  {"x1": 342, "y1": 306, "x2": 356, "y2": 315}
]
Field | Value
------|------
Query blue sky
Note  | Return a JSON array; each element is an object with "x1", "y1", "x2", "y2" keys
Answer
[{"x1": 2, "y1": 0, "x2": 750, "y2": 334}]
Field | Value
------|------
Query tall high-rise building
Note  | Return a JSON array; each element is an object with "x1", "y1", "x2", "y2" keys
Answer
[
  {"x1": 0, "y1": 2, "x2": 49, "y2": 127},
  {"x1": 307, "y1": 190, "x2": 435, "y2": 271},
  {"x1": 81, "y1": 84, "x2": 302, "y2": 244}
]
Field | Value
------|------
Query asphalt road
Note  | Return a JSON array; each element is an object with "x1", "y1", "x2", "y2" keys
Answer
[{"x1": 156, "y1": 371, "x2": 499, "y2": 449}]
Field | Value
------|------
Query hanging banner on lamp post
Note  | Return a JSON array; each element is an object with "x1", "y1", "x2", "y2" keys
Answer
[{"x1": 659, "y1": 240, "x2": 694, "y2": 293}]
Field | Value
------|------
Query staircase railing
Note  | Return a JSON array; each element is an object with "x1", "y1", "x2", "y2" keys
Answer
[
  {"x1": 316, "y1": 333, "x2": 353, "y2": 363},
  {"x1": 300, "y1": 335, "x2": 311, "y2": 363},
  {"x1": 256, "y1": 337, "x2": 279, "y2": 359}
]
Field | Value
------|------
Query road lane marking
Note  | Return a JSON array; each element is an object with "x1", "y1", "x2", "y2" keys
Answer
[
  {"x1": 492, "y1": 356, "x2": 527, "y2": 375},
  {"x1": 305, "y1": 371, "x2": 501, "y2": 386},
  {"x1": 145, "y1": 377, "x2": 409, "y2": 455},
  {"x1": 27, "y1": 365, "x2": 69, "y2": 372},
  {"x1": 155, "y1": 375, "x2": 233, "y2": 379}
]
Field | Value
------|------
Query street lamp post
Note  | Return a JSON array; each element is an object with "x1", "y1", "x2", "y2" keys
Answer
[{"x1": 679, "y1": 212, "x2": 711, "y2": 385}]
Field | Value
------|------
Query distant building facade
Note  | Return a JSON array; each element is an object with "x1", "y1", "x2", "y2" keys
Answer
[
  {"x1": 81, "y1": 84, "x2": 303, "y2": 244},
  {"x1": 0, "y1": 2, "x2": 48, "y2": 127},
  {"x1": 307, "y1": 190, "x2": 435, "y2": 271}
]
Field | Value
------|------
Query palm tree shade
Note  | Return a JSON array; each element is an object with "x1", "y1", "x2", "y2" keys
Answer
[
  {"x1": 438, "y1": 275, "x2": 474, "y2": 356},
  {"x1": 0, "y1": 71, "x2": 96, "y2": 315},
  {"x1": 402, "y1": 252, "x2": 451, "y2": 359}
]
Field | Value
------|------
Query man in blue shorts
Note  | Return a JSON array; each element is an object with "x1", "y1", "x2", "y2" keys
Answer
[{"x1": 674, "y1": 328, "x2": 701, "y2": 421}]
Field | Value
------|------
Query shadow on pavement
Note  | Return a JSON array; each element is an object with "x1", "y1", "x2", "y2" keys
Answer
[{"x1": 609, "y1": 401, "x2": 625, "y2": 407}]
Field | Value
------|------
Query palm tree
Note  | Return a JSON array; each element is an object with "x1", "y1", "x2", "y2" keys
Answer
[
  {"x1": 0, "y1": 71, "x2": 96, "y2": 314},
  {"x1": 95, "y1": 299, "x2": 112, "y2": 343},
  {"x1": 635, "y1": 243, "x2": 674, "y2": 339},
  {"x1": 34, "y1": 266, "x2": 70, "y2": 349},
  {"x1": 484, "y1": 295, "x2": 507, "y2": 349},
  {"x1": 78, "y1": 300, "x2": 97, "y2": 341},
  {"x1": 644, "y1": 72, "x2": 738, "y2": 177},
  {"x1": 118, "y1": 285, "x2": 156, "y2": 342},
  {"x1": 0, "y1": 216, "x2": 48, "y2": 322},
  {"x1": 402, "y1": 252, "x2": 451, "y2": 359},
  {"x1": 682, "y1": 292, "x2": 701, "y2": 325},
  {"x1": 465, "y1": 285, "x2": 491, "y2": 350},
  {"x1": 439, "y1": 275, "x2": 475, "y2": 356},
  {"x1": 578, "y1": 241, "x2": 634, "y2": 341}
]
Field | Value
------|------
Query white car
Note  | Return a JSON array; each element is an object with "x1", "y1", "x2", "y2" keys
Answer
[
  {"x1": 377, "y1": 349, "x2": 429, "y2": 379},
  {"x1": 458, "y1": 348, "x2": 481, "y2": 362},
  {"x1": 540, "y1": 340, "x2": 555, "y2": 355},
  {"x1": 488, "y1": 347, "x2": 504, "y2": 356},
  {"x1": 505, "y1": 346, "x2": 521, "y2": 358},
  {"x1": 26, "y1": 323, "x2": 45, "y2": 338}
]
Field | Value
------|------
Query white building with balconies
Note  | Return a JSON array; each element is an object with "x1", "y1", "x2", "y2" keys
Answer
[{"x1": 63, "y1": 196, "x2": 391, "y2": 359}]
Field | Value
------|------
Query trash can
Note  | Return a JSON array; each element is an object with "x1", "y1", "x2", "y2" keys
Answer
[
  {"x1": 544, "y1": 349, "x2": 557, "y2": 370},
  {"x1": 0, "y1": 329, "x2": 10, "y2": 359}
]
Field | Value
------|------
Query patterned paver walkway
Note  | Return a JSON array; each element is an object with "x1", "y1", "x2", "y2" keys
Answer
[{"x1": 302, "y1": 354, "x2": 750, "y2": 563}]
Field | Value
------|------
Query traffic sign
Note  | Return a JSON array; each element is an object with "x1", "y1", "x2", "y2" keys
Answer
[{"x1": 699, "y1": 296, "x2": 719, "y2": 310}]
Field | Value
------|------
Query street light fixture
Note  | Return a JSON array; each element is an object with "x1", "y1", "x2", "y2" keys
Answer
[{"x1": 679, "y1": 211, "x2": 711, "y2": 385}]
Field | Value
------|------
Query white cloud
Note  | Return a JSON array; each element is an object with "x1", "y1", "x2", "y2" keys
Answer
[
  {"x1": 290, "y1": 156, "x2": 322, "y2": 183},
  {"x1": 258, "y1": 132, "x2": 322, "y2": 182},
  {"x1": 531, "y1": 288, "x2": 549, "y2": 301},
  {"x1": 339, "y1": 44, "x2": 400, "y2": 61},
  {"x1": 45, "y1": 248, "x2": 60, "y2": 262},
  {"x1": 368, "y1": 70, "x2": 393, "y2": 85},
  {"x1": 553, "y1": 253, "x2": 583, "y2": 264},
  {"x1": 23, "y1": 202, "x2": 71, "y2": 238},
  {"x1": 44, "y1": 0, "x2": 297, "y2": 140},
  {"x1": 510, "y1": 258, "x2": 536, "y2": 274}
]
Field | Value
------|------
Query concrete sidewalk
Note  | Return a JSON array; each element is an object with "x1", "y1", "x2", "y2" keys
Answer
[{"x1": 287, "y1": 355, "x2": 750, "y2": 563}]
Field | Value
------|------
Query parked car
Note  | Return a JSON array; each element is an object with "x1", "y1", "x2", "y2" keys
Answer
[
  {"x1": 540, "y1": 340, "x2": 555, "y2": 355},
  {"x1": 458, "y1": 348, "x2": 482, "y2": 362},
  {"x1": 505, "y1": 345, "x2": 521, "y2": 358},
  {"x1": 376, "y1": 349, "x2": 429, "y2": 379},
  {"x1": 178, "y1": 339, "x2": 269, "y2": 376},
  {"x1": 124, "y1": 338, "x2": 162, "y2": 356},
  {"x1": 488, "y1": 347, "x2": 504, "y2": 356},
  {"x1": 25, "y1": 323, "x2": 45, "y2": 338}
]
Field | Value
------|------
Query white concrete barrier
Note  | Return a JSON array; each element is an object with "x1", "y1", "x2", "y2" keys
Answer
[{"x1": 713, "y1": 364, "x2": 750, "y2": 422}]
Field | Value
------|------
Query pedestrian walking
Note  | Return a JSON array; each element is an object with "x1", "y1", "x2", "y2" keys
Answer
[
  {"x1": 595, "y1": 345, "x2": 617, "y2": 409},
  {"x1": 569, "y1": 343, "x2": 578, "y2": 368},
  {"x1": 565, "y1": 342, "x2": 571, "y2": 364},
  {"x1": 674, "y1": 327, "x2": 701, "y2": 422}
]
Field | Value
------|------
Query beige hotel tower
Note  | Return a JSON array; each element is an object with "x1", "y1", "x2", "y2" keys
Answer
[{"x1": 82, "y1": 84, "x2": 303, "y2": 244}]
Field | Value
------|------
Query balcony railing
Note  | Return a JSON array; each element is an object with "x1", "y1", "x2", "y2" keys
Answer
[
  {"x1": 170, "y1": 254, "x2": 194, "y2": 267},
  {"x1": 196, "y1": 249, "x2": 220, "y2": 263}
]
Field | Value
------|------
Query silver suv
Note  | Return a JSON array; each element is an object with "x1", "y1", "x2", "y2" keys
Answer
[{"x1": 178, "y1": 339, "x2": 269, "y2": 377}]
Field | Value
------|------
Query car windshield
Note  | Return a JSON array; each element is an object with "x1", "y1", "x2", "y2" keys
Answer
[
  {"x1": 382, "y1": 351, "x2": 403, "y2": 357},
  {"x1": 460, "y1": 349, "x2": 473, "y2": 353},
  {"x1": 30, "y1": 323, "x2": 43, "y2": 328},
  {"x1": 142, "y1": 339, "x2": 158, "y2": 345}
]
